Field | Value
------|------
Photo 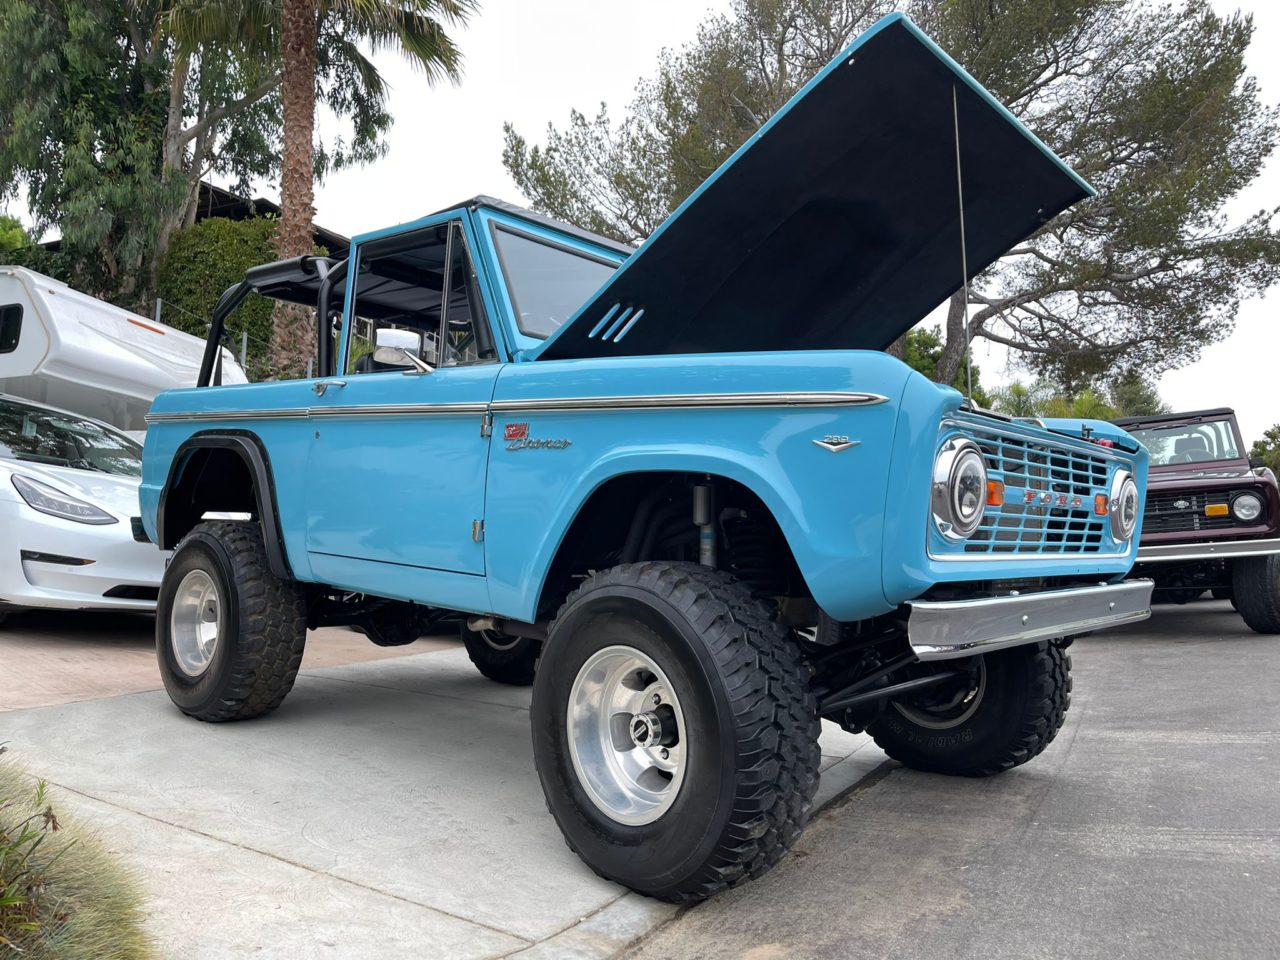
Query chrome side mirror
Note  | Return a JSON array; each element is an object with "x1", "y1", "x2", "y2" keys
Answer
[{"x1": 372, "y1": 345, "x2": 434, "y2": 374}]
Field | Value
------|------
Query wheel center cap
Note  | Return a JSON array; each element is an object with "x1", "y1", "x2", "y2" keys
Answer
[{"x1": 630, "y1": 712, "x2": 662, "y2": 748}]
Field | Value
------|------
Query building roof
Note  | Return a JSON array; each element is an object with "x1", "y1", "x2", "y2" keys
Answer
[{"x1": 38, "y1": 181, "x2": 349, "y2": 255}]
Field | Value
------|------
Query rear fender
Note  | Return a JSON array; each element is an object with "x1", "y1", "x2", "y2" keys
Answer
[{"x1": 157, "y1": 431, "x2": 292, "y2": 580}]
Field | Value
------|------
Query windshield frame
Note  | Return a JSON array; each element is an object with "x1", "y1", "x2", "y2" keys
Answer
[
  {"x1": 1126, "y1": 415, "x2": 1247, "y2": 469},
  {"x1": 487, "y1": 221, "x2": 624, "y2": 341},
  {"x1": 0, "y1": 396, "x2": 143, "y2": 477}
]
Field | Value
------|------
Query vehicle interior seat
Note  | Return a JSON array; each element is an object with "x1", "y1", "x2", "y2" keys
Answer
[{"x1": 1175, "y1": 436, "x2": 1212, "y2": 462}]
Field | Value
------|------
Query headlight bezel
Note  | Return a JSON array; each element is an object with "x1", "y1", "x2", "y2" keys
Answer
[
  {"x1": 1231, "y1": 492, "x2": 1264, "y2": 524},
  {"x1": 11, "y1": 474, "x2": 118, "y2": 525},
  {"x1": 932, "y1": 438, "x2": 988, "y2": 541},
  {"x1": 1108, "y1": 470, "x2": 1139, "y2": 541}
]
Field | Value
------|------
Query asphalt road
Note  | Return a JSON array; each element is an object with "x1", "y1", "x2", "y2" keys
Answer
[{"x1": 627, "y1": 599, "x2": 1280, "y2": 960}]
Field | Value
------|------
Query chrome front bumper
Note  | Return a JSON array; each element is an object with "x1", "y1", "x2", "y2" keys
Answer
[
  {"x1": 907, "y1": 580, "x2": 1153, "y2": 661},
  {"x1": 1136, "y1": 538, "x2": 1280, "y2": 563}
]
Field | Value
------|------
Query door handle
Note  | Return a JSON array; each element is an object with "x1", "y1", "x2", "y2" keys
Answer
[{"x1": 313, "y1": 379, "x2": 347, "y2": 396}]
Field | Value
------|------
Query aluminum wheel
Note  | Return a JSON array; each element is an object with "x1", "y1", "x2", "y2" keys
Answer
[
  {"x1": 567, "y1": 644, "x2": 687, "y2": 826},
  {"x1": 893, "y1": 659, "x2": 987, "y2": 730},
  {"x1": 170, "y1": 569, "x2": 221, "y2": 678}
]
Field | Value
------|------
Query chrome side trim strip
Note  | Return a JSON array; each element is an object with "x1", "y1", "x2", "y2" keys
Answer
[
  {"x1": 147, "y1": 391, "x2": 889, "y2": 422},
  {"x1": 308, "y1": 402, "x2": 490, "y2": 419},
  {"x1": 489, "y1": 391, "x2": 890, "y2": 413},
  {"x1": 1136, "y1": 537, "x2": 1280, "y2": 563},
  {"x1": 145, "y1": 409, "x2": 309, "y2": 423},
  {"x1": 907, "y1": 579, "x2": 1153, "y2": 661}
]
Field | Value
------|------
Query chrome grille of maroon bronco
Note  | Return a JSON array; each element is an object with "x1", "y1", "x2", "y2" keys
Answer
[
  {"x1": 963, "y1": 427, "x2": 1112, "y2": 555},
  {"x1": 1143, "y1": 490, "x2": 1239, "y2": 534}
]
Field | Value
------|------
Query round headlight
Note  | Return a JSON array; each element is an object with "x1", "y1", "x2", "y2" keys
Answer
[
  {"x1": 1232, "y1": 492, "x2": 1263, "y2": 523},
  {"x1": 1109, "y1": 472, "x2": 1139, "y2": 541},
  {"x1": 932, "y1": 439, "x2": 988, "y2": 540}
]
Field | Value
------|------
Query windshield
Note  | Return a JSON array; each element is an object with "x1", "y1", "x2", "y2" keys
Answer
[
  {"x1": 1127, "y1": 418, "x2": 1241, "y2": 467},
  {"x1": 0, "y1": 398, "x2": 142, "y2": 477},
  {"x1": 493, "y1": 227, "x2": 622, "y2": 338}
]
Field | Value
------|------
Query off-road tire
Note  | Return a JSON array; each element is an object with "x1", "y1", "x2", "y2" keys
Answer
[
  {"x1": 460, "y1": 624, "x2": 540, "y2": 685},
  {"x1": 1233, "y1": 555, "x2": 1280, "y2": 634},
  {"x1": 1211, "y1": 586, "x2": 1233, "y2": 601},
  {"x1": 531, "y1": 561, "x2": 820, "y2": 902},
  {"x1": 868, "y1": 642, "x2": 1071, "y2": 777},
  {"x1": 156, "y1": 520, "x2": 307, "y2": 722}
]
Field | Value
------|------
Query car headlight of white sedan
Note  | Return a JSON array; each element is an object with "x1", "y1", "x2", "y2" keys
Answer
[{"x1": 11, "y1": 474, "x2": 118, "y2": 525}]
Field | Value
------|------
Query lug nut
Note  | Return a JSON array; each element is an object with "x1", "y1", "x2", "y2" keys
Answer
[
  {"x1": 660, "y1": 748, "x2": 670, "y2": 760},
  {"x1": 652, "y1": 693, "x2": 661, "y2": 705}
]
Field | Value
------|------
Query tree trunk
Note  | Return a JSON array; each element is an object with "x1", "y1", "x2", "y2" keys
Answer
[
  {"x1": 935, "y1": 291, "x2": 972, "y2": 388},
  {"x1": 148, "y1": 52, "x2": 193, "y2": 306},
  {"x1": 884, "y1": 334, "x2": 907, "y2": 360},
  {"x1": 271, "y1": 0, "x2": 320, "y2": 380}
]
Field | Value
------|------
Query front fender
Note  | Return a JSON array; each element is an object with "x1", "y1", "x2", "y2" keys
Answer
[{"x1": 483, "y1": 352, "x2": 915, "y2": 623}]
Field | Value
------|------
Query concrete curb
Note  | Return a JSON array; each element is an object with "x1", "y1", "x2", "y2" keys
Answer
[{"x1": 513, "y1": 742, "x2": 889, "y2": 960}]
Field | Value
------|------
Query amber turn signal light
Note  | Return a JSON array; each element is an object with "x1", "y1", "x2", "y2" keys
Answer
[
  {"x1": 986, "y1": 480, "x2": 1005, "y2": 507},
  {"x1": 1205, "y1": 503, "x2": 1229, "y2": 517},
  {"x1": 1094, "y1": 494, "x2": 1109, "y2": 516}
]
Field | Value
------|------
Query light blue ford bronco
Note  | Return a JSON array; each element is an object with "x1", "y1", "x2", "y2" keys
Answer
[{"x1": 139, "y1": 15, "x2": 1152, "y2": 900}]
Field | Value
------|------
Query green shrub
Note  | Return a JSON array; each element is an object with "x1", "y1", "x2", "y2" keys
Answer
[
  {"x1": 0, "y1": 749, "x2": 151, "y2": 959},
  {"x1": 156, "y1": 216, "x2": 281, "y2": 380}
]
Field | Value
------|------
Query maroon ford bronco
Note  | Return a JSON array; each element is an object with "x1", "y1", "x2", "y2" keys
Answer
[{"x1": 1115, "y1": 408, "x2": 1280, "y2": 633}]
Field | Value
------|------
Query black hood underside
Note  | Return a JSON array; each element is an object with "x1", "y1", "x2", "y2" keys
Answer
[{"x1": 534, "y1": 14, "x2": 1092, "y2": 362}]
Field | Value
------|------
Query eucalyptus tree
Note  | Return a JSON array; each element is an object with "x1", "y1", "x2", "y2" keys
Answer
[
  {"x1": 504, "y1": 0, "x2": 1280, "y2": 388},
  {"x1": 0, "y1": 0, "x2": 280, "y2": 304}
]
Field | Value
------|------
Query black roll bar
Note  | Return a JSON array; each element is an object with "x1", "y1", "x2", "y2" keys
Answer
[
  {"x1": 316, "y1": 258, "x2": 349, "y2": 378},
  {"x1": 195, "y1": 254, "x2": 340, "y2": 387}
]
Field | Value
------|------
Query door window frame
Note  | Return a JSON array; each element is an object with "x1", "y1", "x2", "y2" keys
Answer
[{"x1": 337, "y1": 210, "x2": 508, "y2": 375}]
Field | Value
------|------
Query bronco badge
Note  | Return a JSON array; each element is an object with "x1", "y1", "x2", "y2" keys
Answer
[{"x1": 504, "y1": 422, "x2": 572, "y2": 451}]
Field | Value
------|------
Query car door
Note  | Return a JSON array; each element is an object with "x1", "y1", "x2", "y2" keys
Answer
[{"x1": 306, "y1": 216, "x2": 499, "y2": 580}]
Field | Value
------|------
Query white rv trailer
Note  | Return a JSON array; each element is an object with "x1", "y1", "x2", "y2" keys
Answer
[{"x1": 0, "y1": 266, "x2": 247, "y2": 433}]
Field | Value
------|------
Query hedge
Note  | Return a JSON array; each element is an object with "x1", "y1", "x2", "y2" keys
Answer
[{"x1": 155, "y1": 217, "x2": 281, "y2": 379}]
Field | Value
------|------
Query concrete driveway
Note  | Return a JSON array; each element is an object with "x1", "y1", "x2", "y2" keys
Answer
[{"x1": 0, "y1": 612, "x2": 882, "y2": 959}]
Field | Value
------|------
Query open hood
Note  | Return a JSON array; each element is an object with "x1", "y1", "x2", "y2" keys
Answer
[{"x1": 533, "y1": 13, "x2": 1093, "y2": 362}]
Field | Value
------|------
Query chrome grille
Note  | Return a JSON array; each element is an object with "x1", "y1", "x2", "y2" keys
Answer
[
  {"x1": 1143, "y1": 490, "x2": 1237, "y2": 534},
  {"x1": 964, "y1": 430, "x2": 1111, "y2": 555}
]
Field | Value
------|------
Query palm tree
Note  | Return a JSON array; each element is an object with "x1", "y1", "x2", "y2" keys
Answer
[
  {"x1": 990, "y1": 381, "x2": 1054, "y2": 419},
  {"x1": 271, "y1": 0, "x2": 476, "y2": 377},
  {"x1": 1041, "y1": 389, "x2": 1117, "y2": 422}
]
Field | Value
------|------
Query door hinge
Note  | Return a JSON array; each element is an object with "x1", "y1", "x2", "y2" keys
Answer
[
  {"x1": 471, "y1": 519, "x2": 485, "y2": 542},
  {"x1": 480, "y1": 412, "x2": 493, "y2": 437}
]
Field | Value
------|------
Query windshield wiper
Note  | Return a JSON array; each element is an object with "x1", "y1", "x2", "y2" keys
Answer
[{"x1": 1148, "y1": 418, "x2": 1207, "y2": 432}]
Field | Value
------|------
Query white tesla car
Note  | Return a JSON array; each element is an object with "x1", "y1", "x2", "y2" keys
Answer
[{"x1": 0, "y1": 393, "x2": 163, "y2": 625}]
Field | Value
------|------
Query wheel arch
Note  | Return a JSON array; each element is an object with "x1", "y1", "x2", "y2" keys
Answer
[
  {"x1": 527, "y1": 465, "x2": 811, "y2": 620},
  {"x1": 157, "y1": 431, "x2": 292, "y2": 580}
]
